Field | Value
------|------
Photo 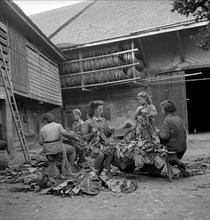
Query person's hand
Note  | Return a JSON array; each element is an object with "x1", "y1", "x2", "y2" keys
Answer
[
  {"x1": 92, "y1": 126, "x2": 98, "y2": 133},
  {"x1": 141, "y1": 108, "x2": 147, "y2": 114},
  {"x1": 155, "y1": 127, "x2": 160, "y2": 134},
  {"x1": 75, "y1": 135, "x2": 81, "y2": 143}
]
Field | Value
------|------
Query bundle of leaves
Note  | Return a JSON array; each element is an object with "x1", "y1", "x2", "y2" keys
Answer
[
  {"x1": 113, "y1": 113, "x2": 167, "y2": 171},
  {"x1": 113, "y1": 139, "x2": 167, "y2": 171}
]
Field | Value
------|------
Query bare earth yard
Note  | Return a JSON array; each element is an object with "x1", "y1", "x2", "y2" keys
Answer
[{"x1": 0, "y1": 133, "x2": 210, "y2": 220}]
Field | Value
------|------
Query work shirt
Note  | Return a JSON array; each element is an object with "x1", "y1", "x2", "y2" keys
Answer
[
  {"x1": 159, "y1": 113, "x2": 187, "y2": 153},
  {"x1": 134, "y1": 104, "x2": 157, "y2": 120},
  {"x1": 72, "y1": 119, "x2": 84, "y2": 134},
  {"x1": 39, "y1": 122, "x2": 66, "y2": 155},
  {"x1": 82, "y1": 117, "x2": 112, "y2": 142}
]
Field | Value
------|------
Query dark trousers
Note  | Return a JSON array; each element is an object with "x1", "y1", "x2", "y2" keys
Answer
[{"x1": 169, "y1": 150, "x2": 186, "y2": 167}]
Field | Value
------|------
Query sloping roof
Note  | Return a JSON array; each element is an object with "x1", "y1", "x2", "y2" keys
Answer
[{"x1": 30, "y1": 0, "x2": 195, "y2": 47}]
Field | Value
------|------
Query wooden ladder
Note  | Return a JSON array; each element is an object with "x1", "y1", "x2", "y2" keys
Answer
[{"x1": 0, "y1": 43, "x2": 30, "y2": 162}]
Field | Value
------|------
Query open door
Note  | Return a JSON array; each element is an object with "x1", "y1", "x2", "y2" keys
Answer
[{"x1": 186, "y1": 67, "x2": 210, "y2": 134}]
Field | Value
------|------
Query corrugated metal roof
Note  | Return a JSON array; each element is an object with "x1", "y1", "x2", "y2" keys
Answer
[{"x1": 30, "y1": 0, "x2": 194, "y2": 47}]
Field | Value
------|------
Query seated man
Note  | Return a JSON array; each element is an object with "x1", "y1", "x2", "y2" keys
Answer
[
  {"x1": 39, "y1": 113, "x2": 80, "y2": 174},
  {"x1": 158, "y1": 100, "x2": 189, "y2": 175}
]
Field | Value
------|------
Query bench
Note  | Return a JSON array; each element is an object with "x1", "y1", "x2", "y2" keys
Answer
[{"x1": 166, "y1": 151, "x2": 187, "y2": 182}]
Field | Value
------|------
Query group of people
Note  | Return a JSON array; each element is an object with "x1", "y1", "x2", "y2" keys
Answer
[{"x1": 39, "y1": 91, "x2": 188, "y2": 179}]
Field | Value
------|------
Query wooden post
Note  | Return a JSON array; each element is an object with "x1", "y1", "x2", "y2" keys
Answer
[
  {"x1": 176, "y1": 31, "x2": 185, "y2": 62},
  {"x1": 137, "y1": 38, "x2": 148, "y2": 68},
  {"x1": 79, "y1": 50, "x2": 84, "y2": 89},
  {"x1": 131, "y1": 39, "x2": 136, "y2": 78}
]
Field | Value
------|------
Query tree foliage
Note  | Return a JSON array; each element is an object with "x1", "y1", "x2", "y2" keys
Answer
[{"x1": 171, "y1": 0, "x2": 210, "y2": 50}]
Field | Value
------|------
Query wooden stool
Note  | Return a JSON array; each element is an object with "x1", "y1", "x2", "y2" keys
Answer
[
  {"x1": 166, "y1": 151, "x2": 178, "y2": 182},
  {"x1": 45, "y1": 154, "x2": 60, "y2": 177}
]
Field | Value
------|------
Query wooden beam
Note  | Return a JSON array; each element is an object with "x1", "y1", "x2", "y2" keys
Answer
[
  {"x1": 131, "y1": 39, "x2": 136, "y2": 78},
  {"x1": 176, "y1": 30, "x2": 185, "y2": 62},
  {"x1": 60, "y1": 62, "x2": 140, "y2": 77},
  {"x1": 60, "y1": 48, "x2": 139, "y2": 64},
  {"x1": 78, "y1": 50, "x2": 84, "y2": 89},
  {"x1": 81, "y1": 88, "x2": 96, "y2": 92},
  {"x1": 62, "y1": 76, "x2": 145, "y2": 90},
  {"x1": 136, "y1": 38, "x2": 148, "y2": 67}
]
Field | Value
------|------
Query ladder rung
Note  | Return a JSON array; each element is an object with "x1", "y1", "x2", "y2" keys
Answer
[{"x1": 1, "y1": 44, "x2": 30, "y2": 162}]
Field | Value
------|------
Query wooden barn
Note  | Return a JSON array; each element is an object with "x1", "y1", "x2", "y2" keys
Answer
[
  {"x1": 0, "y1": 0, "x2": 65, "y2": 152},
  {"x1": 30, "y1": 0, "x2": 210, "y2": 134}
]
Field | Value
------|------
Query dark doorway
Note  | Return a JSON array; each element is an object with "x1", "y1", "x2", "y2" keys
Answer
[{"x1": 186, "y1": 67, "x2": 210, "y2": 134}]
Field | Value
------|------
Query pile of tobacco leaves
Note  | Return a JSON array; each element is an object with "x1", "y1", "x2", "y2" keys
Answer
[
  {"x1": 112, "y1": 113, "x2": 168, "y2": 171},
  {"x1": 0, "y1": 153, "x2": 138, "y2": 197}
]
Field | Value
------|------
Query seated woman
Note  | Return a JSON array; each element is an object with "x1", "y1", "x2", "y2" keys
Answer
[
  {"x1": 39, "y1": 113, "x2": 80, "y2": 175},
  {"x1": 72, "y1": 109, "x2": 84, "y2": 134},
  {"x1": 71, "y1": 109, "x2": 86, "y2": 164},
  {"x1": 112, "y1": 92, "x2": 166, "y2": 175},
  {"x1": 158, "y1": 100, "x2": 189, "y2": 174},
  {"x1": 82, "y1": 100, "x2": 114, "y2": 180}
]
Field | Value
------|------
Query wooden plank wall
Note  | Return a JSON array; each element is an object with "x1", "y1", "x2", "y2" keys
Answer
[
  {"x1": 8, "y1": 24, "x2": 28, "y2": 93},
  {"x1": 0, "y1": 21, "x2": 9, "y2": 87},
  {"x1": 26, "y1": 40, "x2": 62, "y2": 106},
  {"x1": 151, "y1": 71, "x2": 188, "y2": 130}
]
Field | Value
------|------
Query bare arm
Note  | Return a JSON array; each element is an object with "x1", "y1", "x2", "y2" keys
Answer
[
  {"x1": 60, "y1": 128, "x2": 80, "y2": 141},
  {"x1": 39, "y1": 131, "x2": 44, "y2": 146}
]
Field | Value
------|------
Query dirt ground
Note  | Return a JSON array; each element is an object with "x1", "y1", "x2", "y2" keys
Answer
[{"x1": 0, "y1": 133, "x2": 210, "y2": 220}]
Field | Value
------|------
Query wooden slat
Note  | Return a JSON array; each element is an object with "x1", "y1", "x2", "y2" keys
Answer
[
  {"x1": 0, "y1": 22, "x2": 7, "y2": 34},
  {"x1": 29, "y1": 75, "x2": 61, "y2": 93},
  {"x1": 62, "y1": 76, "x2": 144, "y2": 90},
  {"x1": 0, "y1": 53, "x2": 9, "y2": 63},
  {"x1": 28, "y1": 84, "x2": 62, "y2": 99},
  {"x1": 28, "y1": 69, "x2": 61, "y2": 89},
  {"x1": 0, "y1": 44, "x2": 9, "y2": 55},
  {"x1": 61, "y1": 48, "x2": 139, "y2": 64},
  {"x1": 26, "y1": 41, "x2": 57, "y2": 67},
  {"x1": 27, "y1": 62, "x2": 59, "y2": 81},
  {"x1": 28, "y1": 86, "x2": 62, "y2": 101},
  {"x1": 60, "y1": 62, "x2": 140, "y2": 77},
  {"x1": 27, "y1": 52, "x2": 58, "y2": 75},
  {"x1": 0, "y1": 36, "x2": 8, "y2": 46},
  {"x1": 29, "y1": 93, "x2": 62, "y2": 106}
]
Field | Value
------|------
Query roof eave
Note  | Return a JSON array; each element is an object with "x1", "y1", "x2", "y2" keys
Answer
[
  {"x1": 5, "y1": 0, "x2": 66, "y2": 61},
  {"x1": 60, "y1": 20, "x2": 209, "y2": 51}
]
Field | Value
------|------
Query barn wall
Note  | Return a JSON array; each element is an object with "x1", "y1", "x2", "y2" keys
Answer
[
  {"x1": 11, "y1": 103, "x2": 62, "y2": 147},
  {"x1": 151, "y1": 71, "x2": 188, "y2": 130},
  {"x1": 26, "y1": 40, "x2": 62, "y2": 106},
  {"x1": 0, "y1": 11, "x2": 62, "y2": 151},
  {"x1": 63, "y1": 86, "x2": 146, "y2": 129},
  {"x1": 8, "y1": 23, "x2": 28, "y2": 93}
]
